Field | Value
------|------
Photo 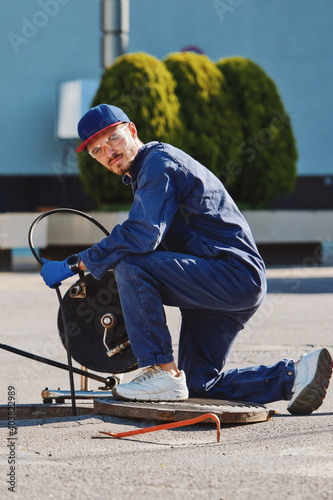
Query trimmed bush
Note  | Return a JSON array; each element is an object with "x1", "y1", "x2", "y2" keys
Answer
[
  {"x1": 78, "y1": 51, "x2": 298, "y2": 210},
  {"x1": 78, "y1": 52, "x2": 183, "y2": 206},
  {"x1": 163, "y1": 52, "x2": 243, "y2": 177},
  {"x1": 217, "y1": 57, "x2": 298, "y2": 208}
]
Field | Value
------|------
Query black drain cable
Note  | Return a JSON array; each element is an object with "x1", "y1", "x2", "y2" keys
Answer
[{"x1": 28, "y1": 208, "x2": 110, "y2": 416}]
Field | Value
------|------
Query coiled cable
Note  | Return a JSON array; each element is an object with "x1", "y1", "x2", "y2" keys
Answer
[{"x1": 28, "y1": 208, "x2": 110, "y2": 416}]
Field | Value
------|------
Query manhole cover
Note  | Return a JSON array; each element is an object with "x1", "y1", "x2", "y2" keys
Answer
[{"x1": 94, "y1": 397, "x2": 276, "y2": 424}]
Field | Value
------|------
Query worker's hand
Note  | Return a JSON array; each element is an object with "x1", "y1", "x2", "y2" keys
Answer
[{"x1": 40, "y1": 258, "x2": 74, "y2": 288}]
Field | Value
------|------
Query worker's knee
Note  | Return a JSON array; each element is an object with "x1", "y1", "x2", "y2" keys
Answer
[{"x1": 114, "y1": 253, "x2": 150, "y2": 283}]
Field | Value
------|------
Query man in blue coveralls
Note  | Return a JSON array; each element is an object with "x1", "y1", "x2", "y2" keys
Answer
[{"x1": 41, "y1": 104, "x2": 332, "y2": 415}]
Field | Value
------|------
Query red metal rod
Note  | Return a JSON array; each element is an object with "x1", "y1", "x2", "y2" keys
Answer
[{"x1": 99, "y1": 412, "x2": 221, "y2": 442}]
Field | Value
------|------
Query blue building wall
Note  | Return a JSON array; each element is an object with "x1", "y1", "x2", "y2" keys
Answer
[
  {"x1": 1, "y1": 0, "x2": 101, "y2": 176},
  {"x1": 128, "y1": 0, "x2": 333, "y2": 177},
  {"x1": 1, "y1": 0, "x2": 333, "y2": 181}
]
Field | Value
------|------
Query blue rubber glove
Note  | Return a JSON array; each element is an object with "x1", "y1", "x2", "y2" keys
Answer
[{"x1": 40, "y1": 258, "x2": 75, "y2": 288}]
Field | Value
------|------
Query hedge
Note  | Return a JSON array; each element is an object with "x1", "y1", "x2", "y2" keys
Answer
[
  {"x1": 164, "y1": 52, "x2": 243, "y2": 177},
  {"x1": 78, "y1": 52, "x2": 297, "y2": 209},
  {"x1": 217, "y1": 56, "x2": 298, "y2": 207}
]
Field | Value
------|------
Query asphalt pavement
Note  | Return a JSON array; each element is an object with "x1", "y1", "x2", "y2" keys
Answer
[{"x1": 1, "y1": 265, "x2": 333, "y2": 500}]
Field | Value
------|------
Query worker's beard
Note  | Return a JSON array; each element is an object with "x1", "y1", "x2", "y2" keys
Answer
[{"x1": 107, "y1": 143, "x2": 138, "y2": 176}]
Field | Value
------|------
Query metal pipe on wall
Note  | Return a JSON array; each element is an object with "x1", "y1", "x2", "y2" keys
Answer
[{"x1": 102, "y1": 0, "x2": 129, "y2": 69}]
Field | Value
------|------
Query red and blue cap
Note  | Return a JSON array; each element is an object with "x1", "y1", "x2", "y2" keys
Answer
[{"x1": 76, "y1": 104, "x2": 131, "y2": 153}]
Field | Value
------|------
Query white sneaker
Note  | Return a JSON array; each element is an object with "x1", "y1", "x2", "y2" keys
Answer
[
  {"x1": 112, "y1": 365, "x2": 189, "y2": 402},
  {"x1": 287, "y1": 348, "x2": 333, "y2": 415}
]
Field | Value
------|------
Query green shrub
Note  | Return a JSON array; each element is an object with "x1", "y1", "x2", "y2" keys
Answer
[
  {"x1": 78, "y1": 52, "x2": 298, "y2": 210},
  {"x1": 163, "y1": 52, "x2": 243, "y2": 177},
  {"x1": 217, "y1": 57, "x2": 298, "y2": 208},
  {"x1": 78, "y1": 52, "x2": 183, "y2": 207}
]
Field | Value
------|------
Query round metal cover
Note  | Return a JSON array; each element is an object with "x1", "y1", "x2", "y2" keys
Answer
[
  {"x1": 94, "y1": 397, "x2": 276, "y2": 424},
  {"x1": 57, "y1": 271, "x2": 137, "y2": 374}
]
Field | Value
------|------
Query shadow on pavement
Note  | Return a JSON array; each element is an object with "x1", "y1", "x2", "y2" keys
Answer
[{"x1": 267, "y1": 276, "x2": 333, "y2": 294}]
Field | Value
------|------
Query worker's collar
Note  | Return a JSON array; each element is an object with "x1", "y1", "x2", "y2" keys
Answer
[
  {"x1": 122, "y1": 141, "x2": 159, "y2": 185},
  {"x1": 122, "y1": 173, "x2": 132, "y2": 185}
]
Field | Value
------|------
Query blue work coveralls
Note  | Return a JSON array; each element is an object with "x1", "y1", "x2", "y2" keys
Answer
[{"x1": 79, "y1": 142, "x2": 294, "y2": 404}]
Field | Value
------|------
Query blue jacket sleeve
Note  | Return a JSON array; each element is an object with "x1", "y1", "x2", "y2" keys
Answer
[{"x1": 79, "y1": 152, "x2": 189, "y2": 279}]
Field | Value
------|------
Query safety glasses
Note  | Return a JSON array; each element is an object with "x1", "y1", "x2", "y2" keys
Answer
[{"x1": 88, "y1": 124, "x2": 129, "y2": 159}]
